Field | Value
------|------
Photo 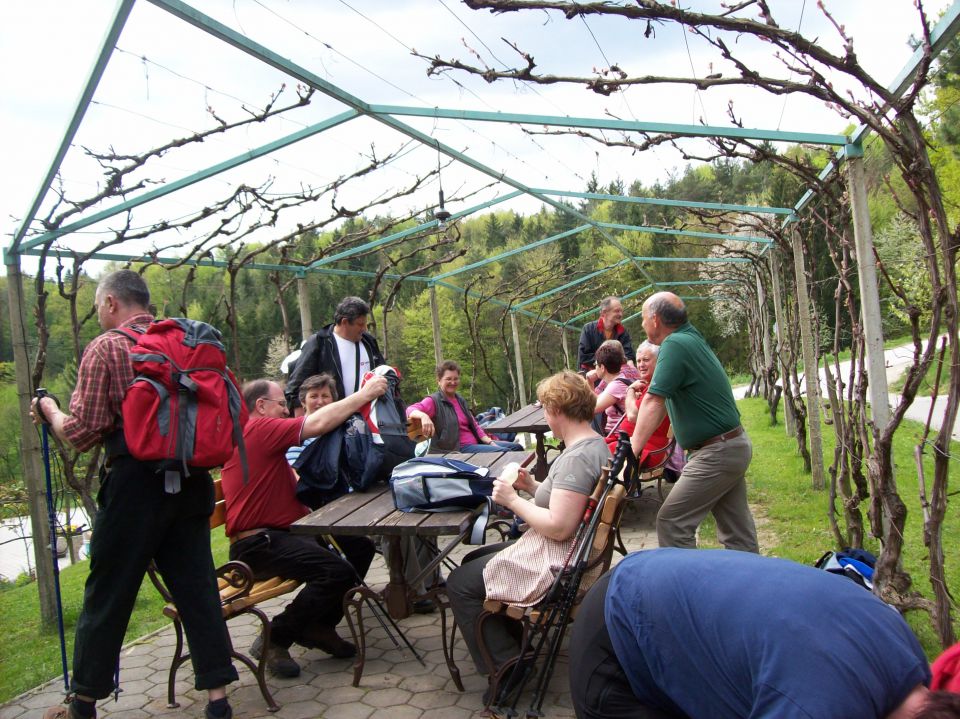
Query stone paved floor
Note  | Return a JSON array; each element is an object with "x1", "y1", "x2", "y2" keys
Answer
[{"x1": 1, "y1": 493, "x2": 662, "y2": 719}]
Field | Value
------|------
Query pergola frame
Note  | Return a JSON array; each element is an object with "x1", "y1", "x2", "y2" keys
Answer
[{"x1": 7, "y1": 0, "x2": 960, "y2": 627}]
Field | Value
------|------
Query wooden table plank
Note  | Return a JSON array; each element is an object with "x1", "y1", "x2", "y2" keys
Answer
[{"x1": 485, "y1": 403, "x2": 547, "y2": 433}]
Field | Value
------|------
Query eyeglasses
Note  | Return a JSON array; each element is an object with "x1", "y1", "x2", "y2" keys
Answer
[{"x1": 260, "y1": 397, "x2": 287, "y2": 406}]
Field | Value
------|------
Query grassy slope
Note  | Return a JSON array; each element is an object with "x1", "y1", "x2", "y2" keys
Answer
[
  {"x1": 1, "y1": 395, "x2": 956, "y2": 701},
  {"x1": 732, "y1": 397, "x2": 958, "y2": 659},
  {"x1": 0, "y1": 530, "x2": 231, "y2": 703}
]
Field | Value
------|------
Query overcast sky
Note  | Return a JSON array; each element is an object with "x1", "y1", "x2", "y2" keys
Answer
[{"x1": 1, "y1": 0, "x2": 951, "y2": 275}]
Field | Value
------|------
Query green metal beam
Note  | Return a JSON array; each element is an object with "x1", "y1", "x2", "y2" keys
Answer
[
  {"x1": 513, "y1": 259, "x2": 632, "y2": 310},
  {"x1": 14, "y1": 247, "x2": 432, "y2": 281},
  {"x1": 530, "y1": 188, "x2": 793, "y2": 216},
  {"x1": 633, "y1": 256, "x2": 752, "y2": 264},
  {"x1": 368, "y1": 104, "x2": 850, "y2": 146},
  {"x1": 430, "y1": 224, "x2": 590, "y2": 282},
  {"x1": 9, "y1": 0, "x2": 136, "y2": 256},
  {"x1": 432, "y1": 280, "x2": 567, "y2": 328},
  {"x1": 306, "y1": 191, "x2": 523, "y2": 270},
  {"x1": 564, "y1": 279, "x2": 740, "y2": 326},
  {"x1": 598, "y1": 222, "x2": 772, "y2": 245},
  {"x1": 19, "y1": 110, "x2": 360, "y2": 253}
]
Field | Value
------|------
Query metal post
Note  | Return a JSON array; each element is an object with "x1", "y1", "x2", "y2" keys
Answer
[
  {"x1": 769, "y1": 251, "x2": 797, "y2": 436},
  {"x1": 5, "y1": 254, "x2": 58, "y2": 626},
  {"x1": 429, "y1": 284, "x2": 443, "y2": 366},
  {"x1": 296, "y1": 276, "x2": 312, "y2": 340},
  {"x1": 756, "y1": 270, "x2": 773, "y2": 396},
  {"x1": 845, "y1": 150, "x2": 891, "y2": 431},
  {"x1": 791, "y1": 227, "x2": 826, "y2": 490},
  {"x1": 510, "y1": 313, "x2": 527, "y2": 405},
  {"x1": 561, "y1": 327, "x2": 571, "y2": 369}
]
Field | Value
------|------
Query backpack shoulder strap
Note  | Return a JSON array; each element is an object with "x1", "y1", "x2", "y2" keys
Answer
[{"x1": 109, "y1": 326, "x2": 145, "y2": 343}]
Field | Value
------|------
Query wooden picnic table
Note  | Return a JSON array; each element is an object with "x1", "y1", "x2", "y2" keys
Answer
[
  {"x1": 291, "y1": 449, "x2": 529, "y2": 686},
  {"x1": 484, "y1": 403, "x2": 551, "y2": 480},
  {"x1": 290, "y1": 449, "x2": 530, "y2": 619}
]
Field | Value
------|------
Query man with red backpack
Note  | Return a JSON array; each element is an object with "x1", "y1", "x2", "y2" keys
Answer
[{"x1": 32, "y1": 270, "x2": 238, "y2": 719}]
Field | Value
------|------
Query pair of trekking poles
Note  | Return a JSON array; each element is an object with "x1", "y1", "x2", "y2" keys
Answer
[
  {"x1": 490, "y1": 431, "x2": 632, "y2": 718},
  {"x1": 34, "y1": 388, "x2": 77, "y2": 698}
]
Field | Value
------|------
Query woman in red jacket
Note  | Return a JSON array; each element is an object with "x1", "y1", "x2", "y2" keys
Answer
[{"x1": 610, "y1": 341, "x2": 672, "y2": 468}]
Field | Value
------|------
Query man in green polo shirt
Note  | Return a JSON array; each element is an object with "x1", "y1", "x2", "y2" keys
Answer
[{"x1": 629, "y1": 291, "x2": 759, "y2": 552}]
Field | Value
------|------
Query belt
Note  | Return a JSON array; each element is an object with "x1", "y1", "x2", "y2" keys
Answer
[
  {"x1": 229, "y1": 527, "x2": 272, "y2": 544},
  {"x1": 688, "y1": 425, "x2": 744, "y2": 452}
]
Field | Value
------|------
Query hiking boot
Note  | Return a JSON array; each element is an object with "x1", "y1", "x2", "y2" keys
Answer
[
  {"x1": 412, "y1": 598, "x2": 437, "y2": 614},
  {"x1": 43, "y1": 706, "x2": 82, "y2": 719},
  {"x1": 203, "y1": 700, "x2": 233, "y2": 719},
  {"x1": 296, "y1": 625, "x2": 357, "y2": 658},
  {"x1": 250, "y1": 632, "x2": 301, "y2": 678}
]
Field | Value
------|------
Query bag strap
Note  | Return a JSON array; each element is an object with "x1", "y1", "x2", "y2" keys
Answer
[
  {"x1": 225, "y1": 375, "x2": 249, "y2": 485},
  {"x1": 109, "y1": 326, "x2": 146, "y2": 343}
]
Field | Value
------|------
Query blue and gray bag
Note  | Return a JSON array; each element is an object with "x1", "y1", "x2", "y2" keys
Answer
[{"x1": 390, "y1": 457, "x2": 494, "y2": 543}]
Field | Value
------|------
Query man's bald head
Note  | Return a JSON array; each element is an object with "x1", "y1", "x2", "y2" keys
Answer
[
  {"x1": 642, "y1": 292, "x2": 687, "y2": 344},
  {"x1": 646, "y1": 292, "x2": 687, "y2": 326}
]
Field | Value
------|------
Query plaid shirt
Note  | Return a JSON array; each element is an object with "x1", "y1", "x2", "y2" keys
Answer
[{"x1": 62, "y1": 313, "x2": 153, "y2": 452}]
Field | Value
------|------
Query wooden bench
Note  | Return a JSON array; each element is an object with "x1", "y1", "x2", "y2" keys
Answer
[{"x1": 147, "y1": 477, "x2": 302, "y2": 713}]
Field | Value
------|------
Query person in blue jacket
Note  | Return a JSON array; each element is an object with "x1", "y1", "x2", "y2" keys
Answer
[{"x1": 569, "y1": 548, "x2": 960, "y2": 719}]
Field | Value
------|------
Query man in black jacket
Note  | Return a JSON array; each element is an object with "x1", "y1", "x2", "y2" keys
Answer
[
  {"x1": 285, "y1": 296, "x2": 385, "y2": 413},
  {"x1": 578, "y1": 296, "x2": 634, "y2": 375}
]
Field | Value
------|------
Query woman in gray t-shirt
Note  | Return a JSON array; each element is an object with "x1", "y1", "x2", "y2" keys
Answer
[{"x1": 445, "y1": 370, "x2": 609, "y2": 694}]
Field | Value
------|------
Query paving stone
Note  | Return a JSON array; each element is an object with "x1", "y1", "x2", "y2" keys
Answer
[
  {"x1": 407, "y1": 686, "x2": 460, "y2": 710},
  {"x1": 272, "y1": 683, "x2": 320, "y2": 705},
  {"x1": 359, "y1": 686, "x2": 412, "y2": 708},
  {"x1": 315, "y1": 685, "x2": 366, "y2": 705},
  {"x1": 367, "y1": 706, "x2": 423, "y2": 719},
  {"x1": 275, "y1": 699, "x2": 329, "y2": 718},
  {"x1": 419, "y1": 707, "x2": 474, "y2": 719},
  {"x1": 397, "y1": 673, "x2": 446, "y2": 694},
  {"x1": 0, "y1": 706, "x2": 27, "y2": 719},
  {"x1": 320, "y1": 701, "x2": 374, "y2": 719}
]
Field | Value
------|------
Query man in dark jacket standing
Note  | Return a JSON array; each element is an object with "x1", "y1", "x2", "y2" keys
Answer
[
  {"x1": 285, "y1": 296, "x2": 385, "y2": 412},
  {"x1": 578, "y1": 296, "x2": 634, "y2": 374}
]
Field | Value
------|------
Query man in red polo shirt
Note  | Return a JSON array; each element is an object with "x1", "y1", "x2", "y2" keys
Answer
[{"x1": 221, "y1": 375, "x2": 386, "y2": 678}]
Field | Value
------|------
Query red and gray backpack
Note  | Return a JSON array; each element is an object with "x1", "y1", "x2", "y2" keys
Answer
[{"x1": 109, "y1": 318, "x2": 248, "y2": 479}]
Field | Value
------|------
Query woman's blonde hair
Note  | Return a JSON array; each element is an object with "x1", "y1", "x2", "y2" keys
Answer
[{"x1": 536, "y1": 370, "x2": 596, "y2": 423}]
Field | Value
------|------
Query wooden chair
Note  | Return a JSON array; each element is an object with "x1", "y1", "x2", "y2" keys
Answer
[
  {"x1": 147, "y1": 477, "x2": 302, "y2": 713},
  {"x1": 613, "y1": 429, "x2": 676, "y2": 556},
  {"x1": 437, "y1": 437, "x2": 631, "y2": 716}
]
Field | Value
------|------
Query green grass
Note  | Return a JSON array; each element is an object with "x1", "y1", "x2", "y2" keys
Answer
[
  {"x1": 733, "y1": 397, "x2": 959, "y2": 659},
  {"x1": 889, "y1": 363, "x2": 950, "y2": 396},
  {"x1": 0, "y1": 531, "x2": 231, "y2": 703}
]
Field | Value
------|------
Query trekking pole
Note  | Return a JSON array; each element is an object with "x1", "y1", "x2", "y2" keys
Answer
[
  {"x1": 527, "y1": 433, "x2": 631, "y2": 717},
  {"x1": 36, "y1": 388, "x2": 71, "y2": 696},
  {"x1": 495, "y1": 434, "x2": 631, "y2": 717},
  {"x1": 324, "y1": 535, "x2": 424, "y2": 664}
]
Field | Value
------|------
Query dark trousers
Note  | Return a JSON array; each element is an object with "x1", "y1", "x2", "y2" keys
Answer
[
  {"x1": 569, "y1": 572, "x2": 682, "y2": 719},
  {"x1": 446, "y1": 542, "x2": 521, "y2": 673},
  {"x1": 72, "y1": 457, "x2": 238, "y2": 699},
  {"x1": 229, "y1": 530, "x2": 374, "y2": 648}
]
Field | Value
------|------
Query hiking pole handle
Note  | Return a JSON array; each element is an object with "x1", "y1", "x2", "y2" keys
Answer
[{"x1": 34, "y1": 387, "x2": 61, "y2": 425}]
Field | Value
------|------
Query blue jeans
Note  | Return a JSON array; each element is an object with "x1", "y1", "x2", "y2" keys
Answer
[{"x1": 461, "y1": 440, "x2": 524, "y2": 453}]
